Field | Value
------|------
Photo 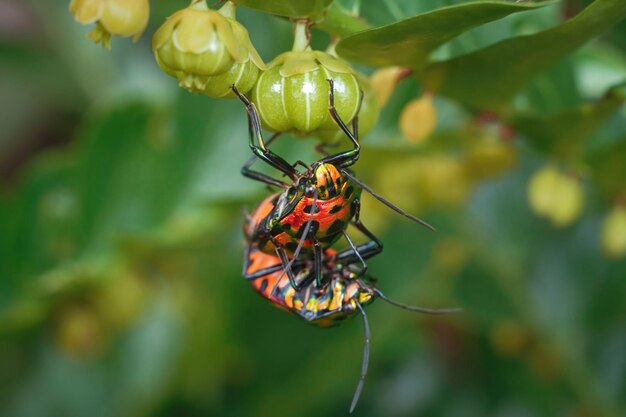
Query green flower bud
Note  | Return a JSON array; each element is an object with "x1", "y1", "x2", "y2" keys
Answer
[
  {"x1": 152, "y1": 0, "x2": 264, "y2": 95},
  {"x1": 69, "y1": 0, "x2": 150, "y2": 49}
]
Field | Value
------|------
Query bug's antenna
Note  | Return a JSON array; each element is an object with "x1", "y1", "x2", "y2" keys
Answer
[
  {"x1": 340, "y1": 170, "x2": 435, "y2": 232},
  {"x1": 373, "y1": 288, "x2": 462, "y2": 314},
  {"x1": 350, "y1": 302, "x2": 370, "y2": 413}
]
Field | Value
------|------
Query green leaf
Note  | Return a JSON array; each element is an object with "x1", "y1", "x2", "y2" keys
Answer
[
  {"x1": 236, "y1": 0, "x2": 333, "y2": 18},
  {"x1": 335, "y1": 1, "x2": 555, "y2": 69},
  {"x1": 509, "y1": 88, "x2": 625, "y2": 161},
  {"x1": 422, "y1": 0, "x2": 626, "y2": 109},
  {"x1": 588, "y1": 137, "x2": 626, "y2": 199}
]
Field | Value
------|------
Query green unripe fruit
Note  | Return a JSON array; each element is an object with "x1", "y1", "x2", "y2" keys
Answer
[
  {"x1": 153, "y1": 0, "x2": 264, "y2": 95},
  {"x1": 202, "y1": 59, "x2": 260, "y2": 98},
  {"x1": 251, "y1": 49, "x2": 360, "y2": 137}
]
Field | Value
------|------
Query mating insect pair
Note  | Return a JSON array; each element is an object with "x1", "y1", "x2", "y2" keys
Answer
[
  {"x1": 234, "y1": 80, "x2": 460, "y2": 412},
  {"x1": 234, "y1": 80, "x2": 433, "y2": 292}
]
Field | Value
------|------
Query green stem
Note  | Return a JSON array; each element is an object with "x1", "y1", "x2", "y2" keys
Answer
[
  {"x1": 218, "y1": 1, "x2": 237, "y2": 19},
  {"x1": 189, "y1": 0, "x2": 208, "y2": 11},
  {"x1": 292, "y1": 20, "x2": 310, "y2": 52}
]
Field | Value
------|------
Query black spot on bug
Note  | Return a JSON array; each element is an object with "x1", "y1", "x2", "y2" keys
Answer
[
  {"x1": 329, "y1": 204, "x2": 343, "y2": 214},
  {"x1": 303, "y1": 204, "x2": 318, "y2": 214},
  {"x1": 344, "y1": 186, "x2": 354, "y2": 199},
  {"x1": 285, "y1": 242, "x2": 299, "y2": 252},
  {"x1": 319, "y1": 232, "x2": 341, "y2": 244},
  {"x1": 297, "y1": 220, "x2": 320, "y2": 238},
  {"x1": 259, "y1": 279, "x2": 269, "y2": 293},
  {"x1": 270, "y1": 224, "x2": 283, "y2": 235},
  {"x1": 281, "y1": 223, "x2": 292, "y2": 231},
  {"x1": 327, "y1": 219, "x2": 346, "y2": 235},
  {"x1": 319, "y1": 185, "x2": 327, "y2": 194}
]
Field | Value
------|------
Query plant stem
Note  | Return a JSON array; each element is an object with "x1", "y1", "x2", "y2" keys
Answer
[
  {"x1": 218, "y1": 1, "x2": 237, "y2": 19},
  {"x1": 292, "y1": 20, "x2": 310, "y2": 52}
]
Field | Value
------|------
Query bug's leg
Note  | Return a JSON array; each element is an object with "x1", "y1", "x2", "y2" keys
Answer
[
  {"x1": 276, "y1": 188, "x2": 319, "y2": 289},
  {"x1": 232, "y1": 85, "x2": 298, "y2": 181},
  {"x1": 341, "y1": 169, "x2": 436, "y2": 232},
  {"x1": 316, "y1": 80, "x2": 361, "y2": 169},
  {"x1": 241, "y1": 132, "x2": 290, "y2": 188},
  {"x1": 269, "y1": 236, "x2": 303, "y2": 290},
  {"x1": 313, "y1": 239, "x2": 323, "y2": 287},
  {"x1": 335, "y1": 200, "x2": 383, "y2": 265},
  {"x1": 373, "y1": 288, "x2": 463, "y2": 315},
  {"x1": 340, "y1": 230, "x2": 368, "y2": 279},
  {"x1": 350, "y1": 302, "x2": 370, "y2": 414}
]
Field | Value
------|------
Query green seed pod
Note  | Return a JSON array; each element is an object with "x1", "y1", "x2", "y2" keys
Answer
[
  {"x1": 200, "y1": 18, "x2": 263, "y2": 98},
  {"x1": 69, "y1": 0, "x2": 150, "y2": 49},
  {"x1": 152, "y1": 0, "x2": 264, "y2": 94},
  {"x1": 252, "y1": 23, "x2": 360, "y2": 137}
]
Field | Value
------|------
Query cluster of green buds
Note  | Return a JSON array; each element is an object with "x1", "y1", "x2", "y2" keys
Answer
[
  {"x1": 69, "y1": 0, "x2": 150, "y2": 49},
  {"x1": 153, "y1": 0, "x2": 265, "y2": 97}
]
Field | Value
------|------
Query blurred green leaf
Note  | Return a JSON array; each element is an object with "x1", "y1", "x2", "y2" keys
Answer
[
  {"x1": 423, "y1": 0, "x2": 626, "y2": 109},
  {"x1": 588, "y1": 137, "x2": 626, "y2": 198},
  {"x1": 336, "y1": 1, "x2": 555, "y2": 69},
  {"x1": 236, "y1": 0, "x2": 333, "y2": 18},
  {"x1": 510, "y1": 88, "x2": 625, "y2": 160}
]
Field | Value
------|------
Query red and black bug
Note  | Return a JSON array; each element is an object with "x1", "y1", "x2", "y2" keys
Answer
[
  {"x1": 243, "y1": 233, "x2": 461, "y2": 413},
  {"x1": 233, "y1": 80, "x2": 433, "y2": 290}
]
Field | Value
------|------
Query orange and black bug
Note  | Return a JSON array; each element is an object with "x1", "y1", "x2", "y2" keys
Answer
[
  {"x1": 243, "y1": 236, "x2": 461, "y2": 413},
  {"x1": 233, "y1": 80, "x2": 433, "y2": 290}
]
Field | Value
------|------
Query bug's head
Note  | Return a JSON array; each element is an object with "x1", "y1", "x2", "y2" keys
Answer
[{"x1": 313, "y1": 163, "x2": 344, "y2": 199}]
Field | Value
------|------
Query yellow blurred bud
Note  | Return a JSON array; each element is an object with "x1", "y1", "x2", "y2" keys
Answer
[
  {"x1": 95, "y1": 267, "x2": 148, "y2": 329},
  {"x1": 152, "y1": 0, "x2": 264, "y2": 94},
  {"x1": 399, "y1": 94, "x2": 437, "y2": 144},
  {"x1": 528, "y1": 165, "x2": 584, "y2": 227},
  {"x1": 370, "y1": 66, "x2": 404, "y2": 107},
  {"x1": 489, "y1": 320, "x2": 530, "y2": 357},
  {"x1": 601, "y1": 206, "x2": 626, "y2": 258},
  {"x1": 69, "y1": 0, "x2": 150, "y2": 49},
  {"x1": 54, "y1": 304, "x2": 108, "y2": 359},
  {"x1": 464, "y1": 136, "x2": 517, "y2": 180}
]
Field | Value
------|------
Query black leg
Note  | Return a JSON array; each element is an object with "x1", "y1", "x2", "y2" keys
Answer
[
  {"x1": 276, "y1": 188, "x2": 319, "y2": 290},
  {"x1": 334, "y1": 200, "x2": 383, "y2": 265},
  {"x1": 340, "y1": 230, "x2": 368, "y2": 278},
  {"x1": 316, "y1": 79, "x2": 361, "y2": 169},
  {"x1": 241, "y1": 132, "x2": 290, "y2": 188},
  {"x1": 313, "y1": 239, "x2": 323, "y2": 286},
  {"x1": 232, "y1": 85, "x2": 299, "y2": 181}
]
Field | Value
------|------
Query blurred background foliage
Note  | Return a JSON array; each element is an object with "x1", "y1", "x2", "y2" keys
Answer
[{"x1": 0, "y1": 0, "x2": 625, "y2": 416}]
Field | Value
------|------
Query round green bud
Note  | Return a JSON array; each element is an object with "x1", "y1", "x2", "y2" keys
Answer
[
  {"x1": 251, "y1": 49, "x2": 360, "y2": 136},
  {"x1": 152, "y1": 1, "x2": 264, "y2": 94}
]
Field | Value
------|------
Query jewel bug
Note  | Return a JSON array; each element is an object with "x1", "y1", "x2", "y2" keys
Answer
[{"x1": 243, "y1": 234, "x2": 461, "y2": 413}]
